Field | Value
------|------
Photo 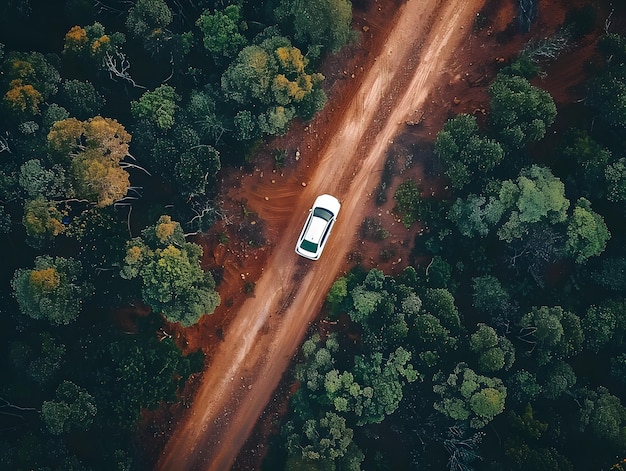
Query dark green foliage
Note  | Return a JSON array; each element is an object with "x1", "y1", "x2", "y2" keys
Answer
[
  {"x1": 499, "y1": 53, "x2": 542, "y2": 79},
  {"x1": 579, "y1": 387, "x2": 626, "y2": 453},
  {"x1": 120, "y1": 215, "x2": 220, "y2": 326},
  {"x1": 518, "y1": 306, "x2": 584, "y2": 366},
  {"x1": 469, "y1": 323, "x2": 515, "y2": 372},
  {"x1": 559, "y1": 128, "x2": 611, "y2": 200},
  {"x1": 588, "y1": 65, "x2": 626, "y2": 130},
  {"x1": 130, "y1": 84, "x2": 180, "y2": 131},
  {"x1": 448, "y1": 193, "x2": 504, "y2": 238},
  {"x1": 41, "y1": 380, "x2": 97, "y2": 435},
  {"x1": 175, "y1": 144, "x2": 221, "y2": 196},
  {"x1": 564, "y1": 197, "x2": 610, "y2": 264},
  {"x1": 58, "y1": 79, "x2": 105, "y2": 120},
  {"x1": 393, "y1": 179, "x2": 422, "y2": 228},
  {"x1": 432, "y1": 363, "x2": 507, "y2": 429},
  {"x1": 605, "y1": 158, "x2": 626, "y2": 203},
  {"x1": 284, "y1": 411, "x2": 365, "y2": 469},
  {"x1": 274, "y1": 0, "x2": 356, "y2": 53},
  {"x1": 324, "y1": 347, "x2": 418, "y2": 425},
  {"x1": 488, "y1": 74, "x2": 557, "y2": 151},
  {"x1": 221, "y1": 36, "x2": 326, "y2": 136},
  {"x1": 87, "y1": 331, "x2": 202, "y2": 430},
  {"x1": 19, "y1": 159, "x2": 67, "y2": 199},
  {"x1": 196, "y1": 5, "x2": 247, "y2": 59},
  {"x1": 11, "y1": 256, "x2": 91, "y2": 325},
  {"x1": 537, "y1": 360, "x2": 576, "y2": 400},
  {"x1": 472, "y1": 275, "x2": 510, "y2": 316},
  {"x1": 9, "y1": 332, "x2": 66, "y2": 385},
  {"x1": 583, "y1": 299, "x2": 626, "y2": 352},
  {"x1": 434, "y1": 114, "x2": 504, "y2": 190},
  {"x1": 507, "y1": 370, "x2": 542, "y2": 405},
  {"x1": 125, "y1": 0, "x2": 172, "y2": 41}
]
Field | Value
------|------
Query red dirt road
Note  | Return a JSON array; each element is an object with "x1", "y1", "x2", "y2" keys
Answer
[{"x1": 156, "y1": 0, "x2": 486, "y2": 469}]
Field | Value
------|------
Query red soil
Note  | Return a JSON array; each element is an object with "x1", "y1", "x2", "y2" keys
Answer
[{"x1": 137, "y1": 0, "x2": 612, "y2": 469}]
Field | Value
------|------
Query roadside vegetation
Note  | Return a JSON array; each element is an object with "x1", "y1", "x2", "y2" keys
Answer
[
  {"x1": 263, "y1": 5, "x2": 626, "y2": 471},
  {"x1": 0, "y1": 0, "x2": 353, "y2": 469}
]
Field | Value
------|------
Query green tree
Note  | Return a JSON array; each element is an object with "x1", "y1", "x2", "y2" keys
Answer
[
  {"x1": 469, "y1": 323, "x2": 515, "y2": 372},
  {"x1": 518, "y1": 306, "x2": 584, "y2": 365},
  {"x1": 284, "y1": 411, "x2": 364, "y2": 469},
  {"x1": 507, "y1": 369, "x2": 542, "y2": 405},
  {"x1": 120, "y1": 215, "x2": 220, "y2": 326},
  {"x1": 222, "y1": 43, "x2": 276, "y2": 105},
  {"x1": 275, "y1": 0, "x2": 355, "y2": 53},
  {"x1": 433, "y1": 363, "x2": 507, "y2": 429},
  {"x1": 421, "y1": 288, "x2": 461, "y2": 333},
  {"x1": 324, "y1": 347, "x2": 418, "y2": 425},
  {"x1": 448, "y1": 194, "x2": 504, "y2": 238},
  {"x1": 41, "y1": 381, "x2": 97, "y2": 435},
  {"x1": 11, "y1": 256, "x2": 90, "y2": 325},
  {"x1": 588, "y1": 55, "x2": 626, "y2": 129},
  {"x1": 22, "y1": 197, "x2": 66, "y2": 240},
  {"x1": 59, "y1": 79, "x2": 105, "y2": 120},
  {"x1": 183, "y1": 85, "x2": 227, "y2": 144},
  {"x1": 472, "y1": 275, "x2": 510, "y2": 316},
  {"x1": 19, "y1": 159, "x2": 67, "y2": 199},
  {"x1": 538, "y1": 360, "x2": 576, "y2": 400},
  {"x1": 583, "y1": 302, "x2": 622, "y2": 353},
  {"x1": 131, "y1": 84, "x2": 180, "y2": 131},
  {"x1": 87, "y1": 325, "x2": 203, "y2": 430},
  {"x1": 175, "y1": 144, "x2": 221, "y2": 196},
  {"x1": 125, "y1": 0, "x2": 172, "y2": 41},
  {"x1": 9, "y1": 332, "x2": 66, "y2": 385},
  {"x1": 496, "y1": 165, "x2": 569, "y2": 242},
  {"x1": 196, "y1": 5, "x2": 247, "y2": 59},
  {"x1": 564, "y1": 197, "x2": 610, "y2": 264},
  {"x1": 434, "y1": 114, "x2": 504, "y2": 189},
  {"x1": 221, "y1": 36, "x2": 326, "y2": 136},
  {"x1": 579, "y1": 387, "x2": 626, "y2": 452},
  {"x1": 394, "y1": 179, "x2": 422, "y2": 228},
  {"x1": 489, "y1": 74, "x2": 557, "y2": 151},
  {"x1": 606, "y1": 158, "x2": 626, "y2": 203},
  {"x1": 560, "y1": 129, "x2": 611, "y2": 199}
]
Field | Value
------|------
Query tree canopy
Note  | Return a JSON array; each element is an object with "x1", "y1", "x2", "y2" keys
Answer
[{"x1": 120, "y1": 215, "x2": 220, "y2": 326}]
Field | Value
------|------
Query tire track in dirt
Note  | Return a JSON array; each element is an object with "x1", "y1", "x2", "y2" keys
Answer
[{"x1": 156, "y1": 0, "x2": 485, "y2": 470}]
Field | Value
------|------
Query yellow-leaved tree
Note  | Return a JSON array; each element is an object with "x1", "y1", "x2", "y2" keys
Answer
[{"x1": 48, "y1": 116, "x2": 132, "y2": 207}]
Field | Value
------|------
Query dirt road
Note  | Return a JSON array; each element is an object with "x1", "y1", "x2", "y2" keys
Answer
[{"x1": 156, "y1": 0, "x2": 486, "y2": 469}]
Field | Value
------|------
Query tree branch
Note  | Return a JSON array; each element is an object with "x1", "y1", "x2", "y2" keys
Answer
[{"x1": 103, "y1": 50, "x2": 147, "y2": 89}]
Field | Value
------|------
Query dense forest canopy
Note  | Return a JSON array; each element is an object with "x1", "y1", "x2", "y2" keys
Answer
[
  {"x1": 262, "y1": 3, "x2": 626, "y2": 471},
  {"x1": 0, "y1": 0, "x2": 354, "y2": 469},
  {"x1": 1, "y1": 0, "x2": 626, "y2": 470}
]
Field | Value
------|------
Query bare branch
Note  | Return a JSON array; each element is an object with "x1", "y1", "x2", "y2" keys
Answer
[
  {"x1": 605, "y1": 8, "x2": 615, "y2": 34},
  {"x1": 0, "y1": 397, "x2": 38, "y2": 412},
  {"x1": 120, "y1": 161, "x2": 152, "y2": 176},
  {"x1": 0, "y1": 133, "x2": 11, "y2": 154},
  {"x1": 103, "y1": 50, "x2": 147, "y2": 89}
]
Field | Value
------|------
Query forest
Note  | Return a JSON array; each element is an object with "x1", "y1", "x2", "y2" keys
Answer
[
  {"x1": 261, "y1": 3, "x2": 626, "y2": 471},
  {"x1": 0, "y1": 0, "x2": 625, "y2": 470},
  {"x1": 0, "y1": 0, "x2": 353, "y2": 469}
]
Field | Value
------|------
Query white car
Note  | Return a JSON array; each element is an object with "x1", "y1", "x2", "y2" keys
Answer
[{"x1": 295, "y1": 194, "x2": 341, "y2": 260}]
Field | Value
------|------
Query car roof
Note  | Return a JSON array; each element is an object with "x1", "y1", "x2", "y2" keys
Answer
[{"x1": 304, "y1": 214, "x2": 328, "y2": 244}]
